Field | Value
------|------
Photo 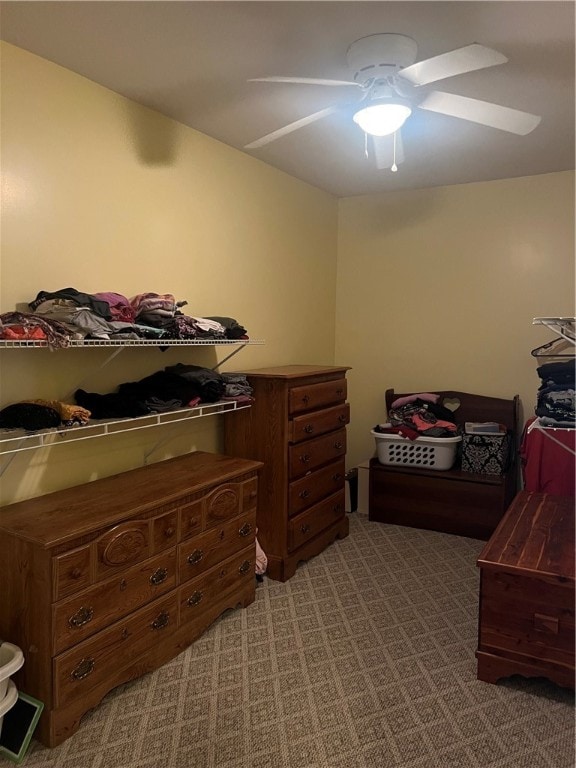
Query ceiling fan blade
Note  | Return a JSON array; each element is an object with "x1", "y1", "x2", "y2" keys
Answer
[
  {"x1": 398, "y1": 44, "x2": 507, "y2": 86},
  {"x1": 244, "y1": 106, "x2": 341, "y2": 150},
  {"x1": 418, "y1": 91, "x2": 541, "y2": 135},
  {"x1": 249, "y1": 76, "x2": 362, "y2": 88},
  {"x1": 372, "y1": 131, "x2": 404, "y2": 170}
]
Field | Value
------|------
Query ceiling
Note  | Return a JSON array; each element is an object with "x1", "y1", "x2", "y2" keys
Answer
[{"x1": 1, "y1": 1, "x2": 574, "y2": 197}]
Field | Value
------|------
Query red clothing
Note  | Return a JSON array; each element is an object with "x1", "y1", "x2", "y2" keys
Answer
[{"x1": 520, "y1": 418, "x2": 575, "y2": 496}]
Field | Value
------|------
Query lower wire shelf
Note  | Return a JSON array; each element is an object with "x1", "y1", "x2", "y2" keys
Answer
[{"x1": 0, "y1": 400, "x2": 251, "y2": 455}]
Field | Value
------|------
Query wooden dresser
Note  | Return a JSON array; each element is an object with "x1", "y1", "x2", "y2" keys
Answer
[
  {"x1": 476, "y1": 491, "x2": 575, "y2": 689},
  {"x1": 223, "y1": 365, "x2": 350, "y2": 581},
  {"x1": 0, "y1": 451, "x2": 262, "y2": 747}
]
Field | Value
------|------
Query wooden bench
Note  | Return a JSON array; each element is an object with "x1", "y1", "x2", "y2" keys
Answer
[{"x1": 369, "y1": 389, "x2": 519, "y2": 540}]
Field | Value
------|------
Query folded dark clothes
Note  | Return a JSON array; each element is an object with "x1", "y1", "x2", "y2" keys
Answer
[
  {"x1": 537, "y1": 360, "x2": 576, "y2": 384},
  {"x1": 0, "y1": 403, "x2": 61, "y2": 431},
  {"x1": 165, "y1": 364, "x2": 226, "y2": 402},
  {"x1": 74, "y1": 389, "x2": 151, "y2": 419},
  {"x1": 117, "y1": 371, "x2": 201, "y2": 405},
  {"x1": 205, "y1": 317, "x2": 248, "y2": 339}
]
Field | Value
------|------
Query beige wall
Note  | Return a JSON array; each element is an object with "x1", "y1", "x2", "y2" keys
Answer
[
  {"x1": 336, "y1": 172, "x2": 575, "y2": 468},
  {"x1": 1, "y1": 43, "x2": 574, "y2": 505},
  {"x1": 0, "y1": 43, "x2": 338, "y2": 504}
]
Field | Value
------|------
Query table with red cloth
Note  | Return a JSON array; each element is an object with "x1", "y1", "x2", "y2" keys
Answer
[{"x1": 520, "y1": 418, "x2": 575, "y2": 496}]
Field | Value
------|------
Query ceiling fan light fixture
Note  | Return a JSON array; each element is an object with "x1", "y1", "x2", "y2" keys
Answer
[{"x1": 353, "y1": 103, "x2": 412, "y2": 136}]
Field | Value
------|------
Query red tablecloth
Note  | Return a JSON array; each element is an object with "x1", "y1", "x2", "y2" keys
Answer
[{"x1": 520, "y1": 418, "x2": 575, "y2": 496}]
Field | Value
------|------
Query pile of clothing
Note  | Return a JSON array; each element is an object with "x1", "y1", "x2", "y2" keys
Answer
[
  {"x1": 374, "y1": 392, "x2": 458, "y2": 440},
  {"x1": 0, "y1": 399, "x2": 91, "y2": 431},
  {"x1": 0, "y1": 288, "x2": 249, "y2": 346},
  {"x1": 75, "y1": 365, "x2": 253, "y2": 420},
  {"x1": 535, "y1": 360, "x2": 575, "y2": 428}
]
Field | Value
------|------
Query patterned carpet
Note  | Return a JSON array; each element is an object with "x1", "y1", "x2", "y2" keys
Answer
[{"x1": 22, "y1": 514, "x2": 574, "y2": 768}]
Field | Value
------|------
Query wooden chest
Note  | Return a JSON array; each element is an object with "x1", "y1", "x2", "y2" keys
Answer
[
  {"x1": 224, "y1": 365, "x2": 350, "y2": 581},
  {"x1": 476, "y1": 491, "x2": 575, "y2": 689},
  {"x1": 0, "y1": 451, "x2": 262, "y2": 746}
]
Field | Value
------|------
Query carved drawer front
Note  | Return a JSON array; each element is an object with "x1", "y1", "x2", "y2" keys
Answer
[
  {"x1": 180, "y1": 498, "x2": 203, "y2": 540},
  {"x1": 179, "y1": 545, "x2": 255, "y2": 626},
  {"x1": 151, "y1": 510, "x2": 178, "y2": 553},
  {"x1": 54, "y1": 593, "x2": 177, "y2": 709},
  {"x1": 179, "y1": 511, "x2": 256, "y2": 583},
  {"x1": 204, "y1": 482, "x2": 244, "y2": 529},
  {"x1": 290, "y1": 404, "x2": 350, "y2": 444},
  {"x1": 479, "y1": 572, "x2": 575, "y2": 665},
  {"x1": 288, "y1": 458, "x2": 345, "y2": 517},
  {"x1": 288, "y1": 428, "x2": 347, "y2": 479},
  {"x1": 289, "y1": 379, "x2": 347, "y2": 415},
  {"x1": 95, "y1": 520, "x2": 150, "y2": 579},
  {"x1": 288, "y1": 490, "x2": 346, "y2": 552},
  {"x1": 53, "y1": 549, "x2": 177, "y2": 655},
  {"x1": 53, "y1": 546, "x2": 92, "y2": 601}
]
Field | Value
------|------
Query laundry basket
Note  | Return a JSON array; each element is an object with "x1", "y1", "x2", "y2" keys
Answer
[
  {"x1": 0, "y1": 642, "x2": 24, "y2": 738},
  {"x1": 372, "y1": 431, "x2": 462, "y2": 471}
]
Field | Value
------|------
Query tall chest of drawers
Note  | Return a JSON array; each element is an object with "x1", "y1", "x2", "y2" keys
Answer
[
  {"x1": 0, "y1": 451, "x2": 262, "y2": 747},
  {"x1": 223, "y1": 365, "x2": 350, "y2": 581}
]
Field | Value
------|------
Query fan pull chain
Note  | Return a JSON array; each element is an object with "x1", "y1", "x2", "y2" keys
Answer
[
  {"x1": 391, "y1": 131, "x2": 398, "y2": 173},
  {"x1": 364, "y1": 131, "x2": 368, "y2": 159}
]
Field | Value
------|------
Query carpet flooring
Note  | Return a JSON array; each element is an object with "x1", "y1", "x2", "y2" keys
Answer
[{"x1": 21, "y1": 513, "x2": 574, "y2": 768}]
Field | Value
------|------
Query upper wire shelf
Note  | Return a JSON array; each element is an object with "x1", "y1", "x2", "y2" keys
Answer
[{"x1": 0, "y1": 338, "x2": 264, "y2": 348}]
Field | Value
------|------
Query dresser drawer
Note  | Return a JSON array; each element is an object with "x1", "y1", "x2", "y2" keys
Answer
[
  {"x1": 479, "y1": 572, "x2": 575, "y2": 665},
  {"x1": 179, "y1": 546, "x2": 255, "y2": 625},
  {"x1": 53, "y1": 549, "x2": 177, "y2": 655},
  {"x1": 289, "y1": 404, "x2": 350, "y2": 443},
  {"x1": 53, "y1": 545, "x2": 92, "y2": 601},
  {"x1": 289, "y1": 429, "x2": 347, "y2": 479},
  {"x1": 54, "y1": 593, "x2": 178, "y2": 708},
  {"x1": 288, "y1": 459, "x2": 345, "y2": 517},
  {"x1": 179, "y1": 511, "x2": 256, "y2": 582},
  {"x1": 288, "y1": 490, "x2": 346, "y2": 551},
  {"x1": 289, "y1": 379, "x2": 347, "y2": 415}
]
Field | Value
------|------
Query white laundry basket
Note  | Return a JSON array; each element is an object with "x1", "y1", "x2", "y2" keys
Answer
[
  {"x1": 0, "y1": 642, "x2": 24, "y2": 738},
  {"x1": 372, "y1": 430, "x2": 462, "y2": 471}
]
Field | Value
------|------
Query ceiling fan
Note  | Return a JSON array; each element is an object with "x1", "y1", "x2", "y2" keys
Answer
[{"x1": 244, "y1": 34, "x2": 541, "y2": 172}]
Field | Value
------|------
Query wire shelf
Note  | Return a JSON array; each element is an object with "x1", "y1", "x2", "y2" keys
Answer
[
  {"x1": 0, "y1": 338, "x2": 265, "y2": 348},
  {"x1": 0, "y1": 400, "x2": 251, "y2": 455}
]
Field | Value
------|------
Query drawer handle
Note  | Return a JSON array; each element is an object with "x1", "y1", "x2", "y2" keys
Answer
[
  {"x1": 188, "y1": 591, "x2": 204, "y2": 606},
  {"x1": 300, "y1": 524, "x2": 311, "y2": 534},
  {"x1": 249, "y1": 490, "x2": 257, "y2": 499},
  {"x1": 68, "y1": 606, "x2": 94, "y2": 629},
  {"x1": 332, "y1": 473, "x2": 342, "y2": 482},
  {"x1": 333, "y1": 503, "x2": 343, "y2": 514},
  {"x1": 301, "y1": 395, "x2": 310, "y2": 405},
  {"x1": 164, "y1": 526, "x2": 175, "y2": 538},
  {"x1": 336, "y1": 388, "x2": 344, "y2": 396},
  {"x1": 334, "y1": 442, "x2": 344, "y2": 450},
  {"x1": 150, "y1": 567, "x2": 168, "y2": 586},
  {"x1": 299, "y1": 489, "x2": 310, "y2": 499},
  {"x1": 70, "y1": 567, "x2": 83, "y2": 580},
  {"x1": 71, "y1": 657, "x2": 95, "y2": 680},
  {"x1": 239, "y1": 560, "x2": 251, "y2": 575},
  {"x1": 303, "y1": 424, "x2": 314, "y2": 434},
  {"x1": 119, "y1": 578, "x2": 127, "y2": 591},
  {"x1": 239, "y1": 522, "x2": 253, "y2": 537},
  {"x1": 188, "y1": 549, "x2": 204, "y2": 565},
  {"x1": 299, "y1": 454, "x2": 311, "y2": 464},
  {"x1": 151, "y1": 611, "x2": 170, "y2": 630},
  {"x1": 338, "y1": 414, "x2": 347, "y2": 423}
]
